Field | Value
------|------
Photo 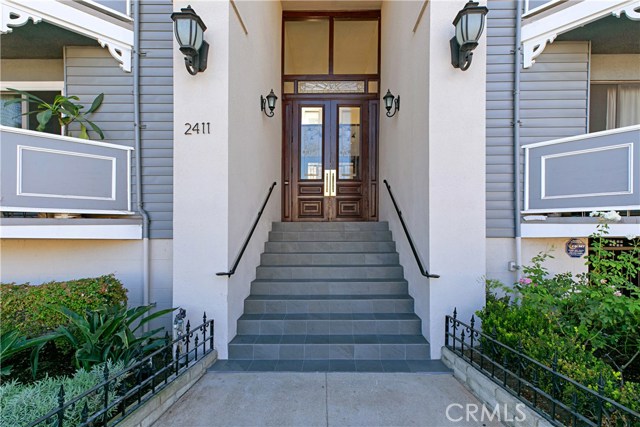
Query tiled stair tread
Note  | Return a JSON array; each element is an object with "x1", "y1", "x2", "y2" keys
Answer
[
  {"x1": 229, "y1": 334, "x2": 428, "y2": 345},
  {"x1": 245, "y1": 294, "x2": 413, "y2": 301},
  {"x1": 252, "y1": 278, "x2": 408, "y2": 283},
  {"x1": 272, "y1": 221, "x2": 389, "y2": 228},
  {"x1": 257, "y1": 264, "x2": 402, "y2": 268},
  {"x1": 263, "y1": 251, "x2": 399, "y2": 254},
  {"x1": 209, "y1": 359, "x2": 451, "y2": 373},
  {"x1": 238, "y1": 313, "x2": 420, "y2": 321}
]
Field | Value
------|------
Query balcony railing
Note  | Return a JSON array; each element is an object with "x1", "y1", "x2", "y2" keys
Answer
[
  {"x1": 523, "y1": 125, "x2": 640, "y2": 214},
  {"x1": 0, "y1": 126, "x2": 134, "y2": 215}
]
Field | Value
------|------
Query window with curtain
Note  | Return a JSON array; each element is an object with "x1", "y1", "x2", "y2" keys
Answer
[{"x1": 590, "y1": 83, "x2": 640, "y2": 132}]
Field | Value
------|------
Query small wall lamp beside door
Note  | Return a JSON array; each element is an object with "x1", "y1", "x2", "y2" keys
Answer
[
  {"x1": 171, "y1": 5, "x2": 209, "y2": 75},
  {"x1": 261, "y1": 89, "x2": 278, "y2": 117},
  {"x1": 450, "y1": 1, "x2": 489, "y2": 71},
  {"x1": 383, "y1": 90, "x2": 400, "y2": 117}
]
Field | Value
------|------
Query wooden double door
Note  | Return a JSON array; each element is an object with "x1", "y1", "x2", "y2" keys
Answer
[{"x1": 282, "y1": 98, "x2": 378, "y2": 222}]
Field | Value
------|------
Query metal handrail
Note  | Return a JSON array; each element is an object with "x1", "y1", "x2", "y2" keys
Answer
[
  {"x1": 383, "y1": 180, "x2": 439, "y2": 278},
  {"x1": 216, "y1": 182, "x2": 277, "y2": 277}
]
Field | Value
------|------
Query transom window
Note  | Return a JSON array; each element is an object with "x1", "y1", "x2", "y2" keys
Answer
[{"x1": 283, "y1": 11, "x2": 380, "y2": 96}]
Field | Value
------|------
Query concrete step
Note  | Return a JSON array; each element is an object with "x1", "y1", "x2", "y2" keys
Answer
[
  {"x1": 250, "y1": 279, "x2": 409, "y2": 296},
  {"x1": 228, "y1": 334, "x2": 430, "y2": 360},
  {"x1": 237, "y1": 313, "x2": 422, "y2": 335},
  {"x1": 272, "y1": 222, "x2": 390, "y2": 232},
  {"x1": 268, "y1": 230, "x2": 393, "y2": 242},
  {"x1": 244, "y1": 294, "x2": 414, "y2": 314},
  {"x1": 255, "y1": 265, "x2": 404, "y2": 280},
  {"x1": 260, "y1": 252, "x2": 400, "y2": 266},
  {"x1": 265, "y1": 241, "x2": 397, "y2": 253}
]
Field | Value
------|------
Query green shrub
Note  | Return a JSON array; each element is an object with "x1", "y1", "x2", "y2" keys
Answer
[
  {"x1": 0, "y1": 275, "x2": 128, "y2": 338},
  {"x1": 477, "y1": 217, "x2": 640, "y2": 415},
  {"x1": 0, "y1": 361, "x2": 124, "y2": 427}
]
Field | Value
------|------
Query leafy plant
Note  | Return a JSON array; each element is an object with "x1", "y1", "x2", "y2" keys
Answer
[
  {"x1": 0, "y1": 330, "x2": 60, "y2": 378},
  {"x1": 0, "y1": 361, "x2": 124, "y2": 427},
  {"x1": 4, "y1": 88, "x2": 104, "y2": 139},
  {"x1": 54, "y1": 304, "x2": 175, "y2": 370}
]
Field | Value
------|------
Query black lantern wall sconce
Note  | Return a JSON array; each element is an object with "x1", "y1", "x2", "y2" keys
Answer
[
  {"x1": 171, "y1": 5, "x2": 209, "y2": 75},
  {"x1": 261, "y1": 89, "x2": 278, "y2": 117},
  {"x1": 383, "y1": 90, "x2": 400, "y2": 118},
  {"x1": 450, "y1": 1, "x2": 489, "y2": 71}
]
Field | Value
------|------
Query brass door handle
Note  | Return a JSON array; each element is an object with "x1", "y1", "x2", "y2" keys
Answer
[
  {"x1": 324, "y1": 170, "x2": 331, "y2": 197},
  {"x1": 324, "y1": 170, "x2": 337, "y2": 197},
  {"x1": 330, "y1": 169, "x2": 336, "y2": 197}
]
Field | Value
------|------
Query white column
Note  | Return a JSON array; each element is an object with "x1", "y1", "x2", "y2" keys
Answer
[
  {"x1": 173, "y1": 0, "x2": 231, "y2": 357},
  {"x1": 426, "y1": 0, "x2": 487, "y2": 358}
]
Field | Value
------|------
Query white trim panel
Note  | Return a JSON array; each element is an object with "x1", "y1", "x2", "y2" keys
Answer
[
  {"x1": 17, "y1": 145, "x2": 117, "y2": 201},
  {"x1": 1, "y1": 207, "x2": 135, "y2": 214},
  {"x1": 523, "y1": 205, "x2": 640, "y2": 214},
  {"x1": 522, "y1": 223, "x2": 640, "y2": 238},
  {"x1": 540, "y1": 144, "x2": 633, "y2": 200},
  {"x1": 522, "y1": 125, "x2": 640, "y2": 149},
  {"x1": 77, "y1": 0, "x2": 133, "y2": 20},
  {"x1": 523, "y1": 0, "x2": 565, "y2": 17},
  {"x1": 0, "y1": 224, "x2": 142, "y2": 239},
  {"x1": 1, "y1": 81, "x2": 64, "y2": 91}
]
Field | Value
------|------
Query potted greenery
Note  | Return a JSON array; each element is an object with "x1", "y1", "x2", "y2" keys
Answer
[{"x1": 4, "y1": 89, "x2": 104, "y2": 140}]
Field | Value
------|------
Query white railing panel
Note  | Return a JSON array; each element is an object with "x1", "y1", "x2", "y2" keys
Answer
[
  {"x1": 0, "y1": 126, "x2": 133, "y2": 214},
  {"x1": 523, "y1": 125, "x2": 640, "y2": 213}
]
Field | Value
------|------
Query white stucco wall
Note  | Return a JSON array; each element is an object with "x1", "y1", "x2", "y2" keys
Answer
[
  {"x1": 380, "y1": 0, "x2": 487, "y2": 359},
  {"x1": 522, "y1": 238, "x2": 589, "y2": 277},
  {"x1": 379, "y1": 0, "x2": 432, "y2": 355},
  {"x1": 173, "y1": 0, "x2": 231, "y2": 357},
  {"x1": 0, "y1": 239, "x2": 173, "y2": 327},
  {"x1": 486, "y1": 237, "x2": 589, "y2": 290},
  {"x1": 424, "y1": 0, "x2": 487, "y2": 359},
  {"x1": 226, "y1": 0, "x2": 282, "y2": 350},
  {"x1": 173, "y1": 0, "x2": 281, "y2": 358},
  {"x1": 486, "y1": 238, "x2": 517, "y2": 286}
]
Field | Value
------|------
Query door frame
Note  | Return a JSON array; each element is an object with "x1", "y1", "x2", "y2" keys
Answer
[{"x1": 282, "y1": 95, "x2": 379, "y2": 222}]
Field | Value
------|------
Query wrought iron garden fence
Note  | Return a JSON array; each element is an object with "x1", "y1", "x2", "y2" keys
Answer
[
  {"x1": 445, "y1": 310, "x2": 640, "y2": 427},
  {"x1": 27, "y1": 314, "x2": 214, "y2": 427}
]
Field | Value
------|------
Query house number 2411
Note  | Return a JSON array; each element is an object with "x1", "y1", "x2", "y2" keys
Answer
[{"x1": 184, "y1": 122, "x2": 211, "y2": 135}]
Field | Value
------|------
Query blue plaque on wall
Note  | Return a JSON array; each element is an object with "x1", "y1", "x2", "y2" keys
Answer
[{"x1": 565, "y1": 238, "x2": 586, "y2": 258}]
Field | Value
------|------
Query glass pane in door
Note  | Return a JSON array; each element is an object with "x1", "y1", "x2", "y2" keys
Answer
[
  {"x1": 300, "y1": 107, "x2": 323, "y2": 180},
  {"x1": 338, "y1": 107, "x2": 361, "y2": 180}
]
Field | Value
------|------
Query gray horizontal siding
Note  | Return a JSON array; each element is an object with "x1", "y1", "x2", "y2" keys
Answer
[
  {"x1": 139, "y1": 0, "x2": 174, "y2": 239},
  {"x1": 63, "y1": 0, "x2": 173, "y2": 239},
  {"x1": 486, "y1": 0, "x2": 516, "y2": 238},
  {"x1": 486, "y1": 0, "x2": 590, "y2": 238}
]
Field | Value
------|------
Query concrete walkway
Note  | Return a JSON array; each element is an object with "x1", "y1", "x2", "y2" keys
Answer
[{"x1": 153, "y1": 372, "x2": 504, "y2": 427}]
